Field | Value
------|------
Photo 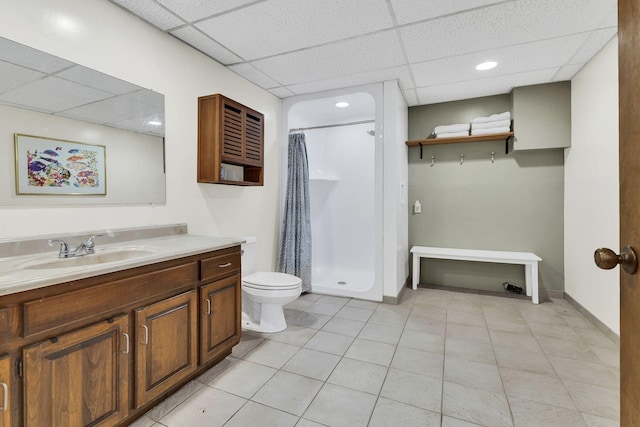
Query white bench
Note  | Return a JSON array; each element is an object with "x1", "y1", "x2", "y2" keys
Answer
[{"x1": 410, "y1": 246, "x2": 542, "y2": 304}]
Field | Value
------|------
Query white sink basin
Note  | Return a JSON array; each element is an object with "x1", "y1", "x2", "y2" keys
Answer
[{"x1": 18, "y1": 247, "x2": 157, "y2": 270}]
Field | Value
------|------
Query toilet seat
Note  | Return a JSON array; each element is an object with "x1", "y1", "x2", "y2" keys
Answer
[{"x1": 243, "y1": 272, "x2": 302, "y2": 291}]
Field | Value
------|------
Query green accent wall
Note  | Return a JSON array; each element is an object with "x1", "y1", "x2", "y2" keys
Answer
[{"x1": 408, "y1": 92, "x2": 566, "y2": 294}]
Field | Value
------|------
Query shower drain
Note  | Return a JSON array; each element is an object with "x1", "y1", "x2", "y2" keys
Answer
[{"x1": 337, "y1": 281, "x2": 347, "y2": 285}]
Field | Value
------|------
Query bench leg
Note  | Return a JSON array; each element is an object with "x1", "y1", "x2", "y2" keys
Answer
[
  {"x1": 524, "y1": 263, "x2": 539, "y2": 304},
  {"x1": 412, "y1": 254, "x2": 419, "y2": 290},
  {"x1": 531, "y1": 263, "x2": 539, "y2": 304}
]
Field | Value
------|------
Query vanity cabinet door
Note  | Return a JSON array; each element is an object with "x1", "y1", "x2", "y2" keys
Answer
[
  {"x1": 200, "y1": 274, "x2": 241, "y2": 364},
  {"x1": 22, "y1": 315, "x2": 130, "y2": 427},
  {"x1": 0, "y1": 354, "x2": 11, "y2": 427},
  {"x1": 135, "y1": 290, "x2": 198, "y2": 408}
]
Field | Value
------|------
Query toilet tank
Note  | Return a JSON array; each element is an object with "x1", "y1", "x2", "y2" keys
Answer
[{"x1": 241, "y1": 237, "x2": 257, "y2": 277}]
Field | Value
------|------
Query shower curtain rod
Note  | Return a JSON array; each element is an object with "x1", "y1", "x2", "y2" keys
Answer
[{"x1": 289, "y1": 119, "x2": 375, "y2": 133}]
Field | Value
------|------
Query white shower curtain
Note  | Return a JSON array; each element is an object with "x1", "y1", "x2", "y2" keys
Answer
[{"x1": 277, "y1": 132, "x2": 312, "y2": 292}]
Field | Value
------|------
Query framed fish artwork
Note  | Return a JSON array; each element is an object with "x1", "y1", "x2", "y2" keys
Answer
[{"x1": 14, "y1": 134, "x2": 106, "y2": 196}]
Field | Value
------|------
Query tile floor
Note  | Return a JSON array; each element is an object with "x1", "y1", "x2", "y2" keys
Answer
[{"x1": 131, "y1": 288, "x2": 620, "y2": 427}]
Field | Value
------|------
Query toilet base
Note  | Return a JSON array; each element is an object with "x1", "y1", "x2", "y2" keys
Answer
[{"x1": 241, "y1": 302, "x2": 288, "y2": 333}]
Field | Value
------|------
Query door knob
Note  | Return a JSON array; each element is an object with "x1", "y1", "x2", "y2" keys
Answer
[{"x1": 594, "y1": 246, "x2": 638, "y2": 274}]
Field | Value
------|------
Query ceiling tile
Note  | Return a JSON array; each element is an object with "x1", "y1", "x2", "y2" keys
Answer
[
  {"x1": 121, "y1": 89, "x2": 164, "y2": 109},
  {"x1": 170, "y1": 26, "x2": 242, "y2": 64},
  {"x1": 285, "y1": 66, "x2": 413, "y2": 95},
  {"x1": 0, "y1": 61, "x2": 45, "y2": 94},
  {"x1": 553, "y1": 64, "x2": 584, "y2": 82},
  {"x1": 0, "y1": 37, "x2": 73, "y2": 73},
  {"x1": 195, "y1": 0, "x2": 393, "y2": 60},
  {"x1": 156, "y1": 0, "x2": 259, "y2": 22},
  {"x1": 61, "y1": 96, "x2": 157, "y2": 124},
  {"x1": 0, "y1": 76, "x2": 111, "y2": 113},
  {"x1": 411, "y1": 33, "x2": 589, "y2": 88},
  {"x1": 403, "y1": 89, "x2": 419, "y2": 106},
  {"x1": 228, "y1": 63, "x2": 281, "y2": 88},
  {"x1": 56, "y1": 65, "x2": 141, "y2": 95},
  {"x1": 252, "y1": 30, "x2": 405, "y2": 86},
  {"x1": 109, "y1": 0, "x2": 185, "y2": 30},
  {"x1": 390, "y1": 0, "x2": 506, "y2": 25},
  {"x1": 269, "y1": 87, "x2": 296, "y2": 98},
  {"x1": 416, "y1": 68, "x2": 558, "y2": 105},
  {"x1": 400, "y1": 0, "x2": 617, "y2": 63},
  {"x1": 568, "y1": 27, "x2": 617, "y2": 65},
  {"x1": 109, "y1": 113, "x2": 165, "y2": 136}
]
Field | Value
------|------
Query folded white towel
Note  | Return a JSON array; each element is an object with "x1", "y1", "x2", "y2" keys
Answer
[
  {"x1": 472, "y1": 119, "x2": 511, "y2": 130},
  {"x1": 471, "y1": 111, "x2": 511, "y2": 124},
  {"x1": 471, "y1": 127, "x2": 511, "y2": 136},
  {"x1": 434, "y1": 123, "x2": 469, "y2": 134},
  {"x1": 436, "y1": 131, "x2": 470, "y2": 138}
]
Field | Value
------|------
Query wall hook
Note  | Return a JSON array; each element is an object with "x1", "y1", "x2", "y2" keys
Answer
[
  {"x1": 460, "y1": 154, "x2": 464, "y2": 165},
  {"x1": 431, "y1": 155, "x2": 435, "y2": 167},
  {"x1": 491, "y1": 151, "x2": 495, "y2": 163}
]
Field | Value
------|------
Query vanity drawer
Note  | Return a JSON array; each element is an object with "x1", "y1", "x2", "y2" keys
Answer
[
  {"x1": 23, "y1": 262, "x2": 198, "y2": 337},
  {"x1": 201, "y1": 251, "x2": 240, "y2": 282}
]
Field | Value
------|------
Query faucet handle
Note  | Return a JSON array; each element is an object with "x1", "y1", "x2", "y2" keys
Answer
[
  {"x1": 48, "y1": 239, "x2": 69, "y2": 258},
  {"x1": 84, "y1": 234, "x2": 103, "y2": 253}
]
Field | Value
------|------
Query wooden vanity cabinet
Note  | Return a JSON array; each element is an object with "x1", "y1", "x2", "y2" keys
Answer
[
  {"x1": 134, "y1": 290, "x2": 198, "y2": 408},
  {"x1": 199, "y1": 249, "x2": 242, "y2": 365},
  {"x1": 0, "y1": 354, "x2": 11, "y2": 427},
  {"x1": 0, "y1": 245, "x2": 241, "y2": 427},
  {"x1": 23, "y1": 315, "x2": 130, "y2": 426},
  {"x1": 200, "y1": 274, "x2": 241, "y2": 364}
]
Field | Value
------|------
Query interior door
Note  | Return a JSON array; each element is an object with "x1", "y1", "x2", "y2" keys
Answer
[{"x1": 617, "y1": 0, "x2": 638, "y2": 424}]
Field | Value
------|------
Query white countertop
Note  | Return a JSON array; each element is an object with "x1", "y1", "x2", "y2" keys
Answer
[{"x1": 0, "y1": 234, "x2": 243, "y2": 296}]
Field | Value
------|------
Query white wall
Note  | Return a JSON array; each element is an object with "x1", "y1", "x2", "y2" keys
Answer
[
  {"x1": 565, "y1": 37, "x2": 619, "y2": 333},
  {"x1": 0, "y1": 0, "x2": 281, "y2": 270},
  {"x1": 383, "y1": 81, "x2": 409, "y2": 298}
]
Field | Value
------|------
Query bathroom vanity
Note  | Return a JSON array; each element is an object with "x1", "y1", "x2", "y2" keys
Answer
[{"x1": 0, "y1": 225, "x2": 242, "y2": 426}]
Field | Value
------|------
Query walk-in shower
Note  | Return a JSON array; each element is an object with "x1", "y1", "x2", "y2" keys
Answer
[{"x1": 282, "y1": 88, "x2": 383, "y2": 301}]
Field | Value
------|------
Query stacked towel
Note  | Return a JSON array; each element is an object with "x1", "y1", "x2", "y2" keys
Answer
[
  {"x1": 433, "y1": 123, "x2": 470, "y2": 138},
  {"x1": 470, "y1": 112, "x2": 511, "y2": 135}
]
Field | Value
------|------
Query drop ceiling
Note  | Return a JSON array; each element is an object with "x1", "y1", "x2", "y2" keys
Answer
[
  {"x1": 109, "y1": 0, "x2": 617, "y2": 106},
  {"x1": 0, "y1": 37, "x2": 165, "y2": 137}
]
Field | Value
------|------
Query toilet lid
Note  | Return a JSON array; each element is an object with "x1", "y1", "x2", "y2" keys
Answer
[{"x1": 243, "y1": 272, "x2": 302, "y2": 290}]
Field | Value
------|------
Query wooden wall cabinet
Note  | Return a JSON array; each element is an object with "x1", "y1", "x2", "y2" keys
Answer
[
  {"x1": 198, "y1": 94, "x2": 264, "y2": 186},
  {"x1": 0, "y1": 245, "x2": 241, "y2": 426}
]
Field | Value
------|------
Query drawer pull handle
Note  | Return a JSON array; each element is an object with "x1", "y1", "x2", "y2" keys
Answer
[
  {"x1": 206, "y1": 298, "x2": 211, "y2": 315},
  {"x1": 122, "y1": 332, "x2": 130, "y2": 354},
  {"x1": 218, "y1": 262, "x2": 232, "y2": 268},
  {"x1": 141, "y1": 325, "x2": 149, "y2": 345},
  {"x1": 0, "y1": 382, "x2": 7, "y2": 411}
]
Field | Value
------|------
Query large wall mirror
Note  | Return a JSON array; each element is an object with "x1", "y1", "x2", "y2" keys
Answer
[{"x1": 0, "y1": 36, "x2": 166, "y2": 205}]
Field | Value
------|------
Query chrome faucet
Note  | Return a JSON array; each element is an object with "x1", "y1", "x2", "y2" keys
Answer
[{"x1": 48, "y1": 234, "x2": 103, "y2": 258}]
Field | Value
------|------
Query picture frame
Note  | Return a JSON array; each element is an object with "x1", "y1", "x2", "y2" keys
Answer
[{"x1": 14, "y1": 133, "x2": 106, "y2": 196}]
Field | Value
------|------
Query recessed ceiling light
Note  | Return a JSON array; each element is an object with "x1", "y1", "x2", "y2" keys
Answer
[
  {"x1": 476, "y1": 61, "x2": 497, "y2": 71},
  {"x1": 148, "y1": 120, "x2": 162, "y2": 126},
  {"x1": 335, "y1": 102, "x2": 349, "y2": 108}
]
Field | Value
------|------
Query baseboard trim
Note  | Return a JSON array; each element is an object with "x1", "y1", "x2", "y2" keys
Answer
[
  {"x1": 564, "y1": 292, "x2": 620, "y2": 347},
  {"x1": 545, "y1": 289, "x2": 564, "y2": 299},
  {"x1": 383, "y1": 277, "x2": 410, "y2": 305}
]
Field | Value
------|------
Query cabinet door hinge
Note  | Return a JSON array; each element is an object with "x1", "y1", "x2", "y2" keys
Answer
[{"x1": 15, "y1": 357, "x2": 23, "y2": 378}]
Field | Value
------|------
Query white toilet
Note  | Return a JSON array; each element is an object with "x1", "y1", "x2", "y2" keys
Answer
[{"x1": 241, "y1": 238, "x2": 302, "y2": 333}]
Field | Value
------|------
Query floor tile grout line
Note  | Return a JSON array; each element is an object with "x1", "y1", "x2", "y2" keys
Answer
[{"x1": 146, "y1": 287, "x2": 620, "y2": 426}]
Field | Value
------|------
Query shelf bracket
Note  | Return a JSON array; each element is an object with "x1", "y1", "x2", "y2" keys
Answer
[
  {"x1": 505, "y1": 135, "x2": 513, "y2": 154},
  {"x1": 419, "y1": 143, "x2": 423, "y2": 160}
]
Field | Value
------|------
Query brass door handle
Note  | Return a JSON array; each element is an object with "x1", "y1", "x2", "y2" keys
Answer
[{"x1": 594, "y1": 246, "x2": 638, "y2": 274}]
